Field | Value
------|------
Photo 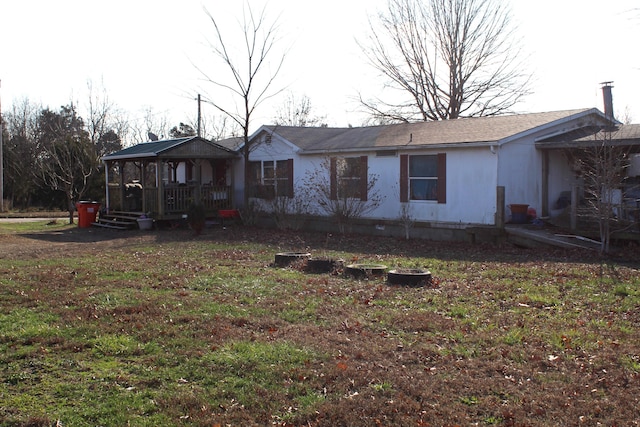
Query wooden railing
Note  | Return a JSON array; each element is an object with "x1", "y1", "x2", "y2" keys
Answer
[
  {"x1": 201, "y1": 186, "x2": 232, "y2": 211},
  {"x1": 107, "y1": 183, "x2": 233, "y2": 218},
  {"x1": 164, "y1": 185, "x2": 194, "y2": 214}
]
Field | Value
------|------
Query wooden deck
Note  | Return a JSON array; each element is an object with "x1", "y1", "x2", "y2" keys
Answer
[{"x1": 505, "y1": 225, "x2": 601, "y2": 250}]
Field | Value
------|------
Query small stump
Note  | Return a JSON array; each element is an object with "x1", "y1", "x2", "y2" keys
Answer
[
  {"x1": 387, "y1": 268, "x2": 432, "y2": 287},
  {"x1": 344, "y1": 263, "x2": 387, "y2": 279},
  {"x1": 274, "y1": 252, "x2": 311, "y2": 267}
]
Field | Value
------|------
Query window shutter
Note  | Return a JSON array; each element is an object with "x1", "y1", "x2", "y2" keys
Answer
[
  {"x1": 330, "y1": 157, "x2": 337, "y2": 200},
  {"x1": 437, "y1": 153, "x2": 446, "y2": 204},
  {"x1": 359, "y1": 155, "x2": 368, "y2": 201},
  {"x1": 287, "y1": 158, "x2": 294, "y2": 198},
  {"x1": 400, "y1": 154, "x2": 408, "y2": 203}
]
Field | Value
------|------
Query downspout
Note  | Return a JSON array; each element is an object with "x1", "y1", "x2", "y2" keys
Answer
[{"x1": 157, "y1": 160, "x2": 164, "y2": 218}]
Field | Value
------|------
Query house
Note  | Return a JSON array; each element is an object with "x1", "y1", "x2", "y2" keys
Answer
[
  {"x1": 101, "y1": 107, "x2": 640, "y2": 240},
  {"x1": 244, "y1": 108, "x2": 640, "y2": 240}
]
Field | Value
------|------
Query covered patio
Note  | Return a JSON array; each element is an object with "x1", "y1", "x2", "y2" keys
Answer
[
  {"x1": 102, "y1": 136, "x2": 240, "y2": 221},
  {"x1": 536, "y1": 124, "x2": 640, "y2": 239}
]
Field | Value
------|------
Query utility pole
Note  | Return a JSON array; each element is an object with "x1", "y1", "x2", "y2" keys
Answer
[{"x1": 197, "y1": 94, "x2": 201, "y2": 138}]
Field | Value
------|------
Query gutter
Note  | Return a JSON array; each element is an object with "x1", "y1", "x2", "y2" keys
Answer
[
  {"x1": 298, "y1": 140, "x2": 499, "y2": 155},
  {"x1": 102, "y1": 153, "x2": 159, "y2": 162}
]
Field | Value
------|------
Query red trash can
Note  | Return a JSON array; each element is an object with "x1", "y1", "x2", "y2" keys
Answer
[{"x1": 76, "y1": 201, "x2": 101, "y2": 228}]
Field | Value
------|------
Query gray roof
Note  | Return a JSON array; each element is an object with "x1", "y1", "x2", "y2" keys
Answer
[
  {"x1": 536, "y1": 123, "x2": 640, "y2": 150},
  {"x1": 259, "y1": 109, "x2": 602, "y2": 152},
  {"x1": 215, "y1": 136, "x2": 244, "y2": 151}
]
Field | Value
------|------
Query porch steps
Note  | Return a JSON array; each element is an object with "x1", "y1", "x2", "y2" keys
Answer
[{"x1": 92, "y1": 211, "x2": 144, "y2": 230}]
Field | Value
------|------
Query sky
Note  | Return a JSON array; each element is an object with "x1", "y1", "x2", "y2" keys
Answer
[{"x1": 1, "y1": 0, "x2": 639, "y2": 136}]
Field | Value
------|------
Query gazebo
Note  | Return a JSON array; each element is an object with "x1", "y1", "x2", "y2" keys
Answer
[{"x1": 102, "y1": 136, "x2": 241, "y2": 221}]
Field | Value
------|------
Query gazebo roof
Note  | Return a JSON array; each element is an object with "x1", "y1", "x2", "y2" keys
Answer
[{"x1": 102, "y1": 136, "x2": 238, "y2": 162}]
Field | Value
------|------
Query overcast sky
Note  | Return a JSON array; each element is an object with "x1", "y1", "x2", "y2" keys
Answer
[{"x1": 1, "y1": 0, "x2": 639, "y2": 134}]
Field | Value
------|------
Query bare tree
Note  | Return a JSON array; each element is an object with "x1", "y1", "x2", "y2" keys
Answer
[
  {"x1": 129, "y1": 107, "x2": 169, "y2": 144},
  {"x1": 85, "y1": 80, "x2": 123, "y2": 158},
  {"x1": 187, "y1": 114, "x2": 240, "y2": 142},
  {"x1": 169, "y1": 122, "x2": 197, "y2": 138},
  {"x1": 3, "y1": 99, "x2": 40, "y2": 209},
  {"x1": 360, "y1": 0, "x2": 531, "y2": 123},
  {"x1": 273, "y1": 92, "x2": 326, "y2": 127},
  {"x1": 574, "y1": 127, "x2": 635, "y2": 254},
  {"x1": 197, "y1": 1, "x2": 286, "y2": 207}
]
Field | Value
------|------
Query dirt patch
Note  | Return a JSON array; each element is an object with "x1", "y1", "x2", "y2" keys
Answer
[
  {"x1": 3, "y1": 221, "x2": 639, "y2": 263},
  {"x1": 0, "y1": 226, "x2": 153, "y2": 260}
]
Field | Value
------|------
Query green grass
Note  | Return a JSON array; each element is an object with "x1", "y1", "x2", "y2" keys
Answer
[
  {"x1": 0, "y1": 220, "x2": 74, "y2": 233},
  {"x1": 1, "y1": 223, "x2": 639, "y2": 426}
]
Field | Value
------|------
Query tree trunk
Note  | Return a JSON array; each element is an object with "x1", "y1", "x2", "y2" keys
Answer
[{"x1": 68, "y1": 198, "x2": 75, "y2": 225}]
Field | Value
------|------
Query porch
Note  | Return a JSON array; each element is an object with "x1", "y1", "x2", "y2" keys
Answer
[
  {"x1": 106, "y1": 182, "x2": 234, "y2": 220},
  {"x1": 102, "y1": 136, "x2": 240, "y2": 221},
  {"x1": 536, "y1": 124, "x2": 640, "y2": 241}
]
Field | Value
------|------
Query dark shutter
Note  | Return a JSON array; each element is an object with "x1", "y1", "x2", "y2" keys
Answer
[
  {"x1": 359, "y1": 156, "x2": 368, "y2": 201},
  {"x1": 330, "y1": 157, "x2": 337, "y2": 200},
  {"x1": 287, "y1": 158, "x2": 294, "y2": 198},
  {"x1": 400, "y1": 154, "x2": 408, "y2": 202},
  {"x1": 437, "y1": 153, "x2": 446, "y2": 204}
]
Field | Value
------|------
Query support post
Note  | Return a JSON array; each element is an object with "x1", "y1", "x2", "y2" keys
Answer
[
  {"x1": 496, "y1": 186, "x2": 505, "y2": 229},
  {"x1": 157, "y1": 160, "x2": 164, "y2": 217},
  {"x1": 118, "y1": 161, "x2": 126, "y2": 212},
  {"x1": 571, "y1": 185, "x2": 578, "y2": 231},
  {"x1": 194, "y1": 159, "x2": 202, "y2": 203},
  {"x1": 140, "y1": 161, "x2": 148, "y2": 213},
  {"x1": 541, "y1": 150, "x2": 549, "y2": 216},
  {"x1": 104, "y1": 162, "x2": 110, "y2": 213}
]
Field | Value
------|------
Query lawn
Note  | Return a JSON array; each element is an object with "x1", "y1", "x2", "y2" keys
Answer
[{"x1": 0, "y1": 221, "x2": 638, "y2": 426}]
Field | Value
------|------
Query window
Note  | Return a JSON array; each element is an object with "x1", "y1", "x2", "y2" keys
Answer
[
  {"x1": 338, "y1": 157, "x2": 362, "y2": 199},
  {"x1": 330, "y1": 156, "x2": 368, "y2": 201},
  {"x1": 400, "y1": 153, "x2": 446, "y2": 203},
  {"x1": 410, "y1": 155, "x2": 438, "y2": 200},
  {"x1": 248, "y1": 159, "x2": 293, "y2": 199}
]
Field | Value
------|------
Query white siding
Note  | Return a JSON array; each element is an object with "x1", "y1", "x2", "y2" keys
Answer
[
  {"x1": 442, "y1": 148, "x2": 498, "y2": 224},
  {"x1": 289, "y1": 148, "x2": 499, "y2": 225},
  {"x1": 497, "y1": 136, "x2": 541, "y2": 215},
  {"x1": 547, "y1": 150, "x2": 579, "y2": 214},
  {"x1": 243, "y1": 111, "x2": 611, "y2": 227}
]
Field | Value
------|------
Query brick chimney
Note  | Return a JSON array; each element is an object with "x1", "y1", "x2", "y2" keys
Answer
[{"x1": 601, "y1": 81, "x2": 614, "y2": 119}]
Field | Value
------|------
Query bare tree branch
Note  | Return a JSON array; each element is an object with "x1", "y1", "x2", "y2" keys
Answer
[
  {"x1": 359, "y1": 0, "x2": 531, "y2": 122},
  {"x1": 273, "y1": 92, "x2": 326, "y2": 127},
  {"x1": 573, "y1": 127, "x2": 637, "y2": 254},
  {"x1": 195, "y1": 1, "x2": 286, "y2": 207}
]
